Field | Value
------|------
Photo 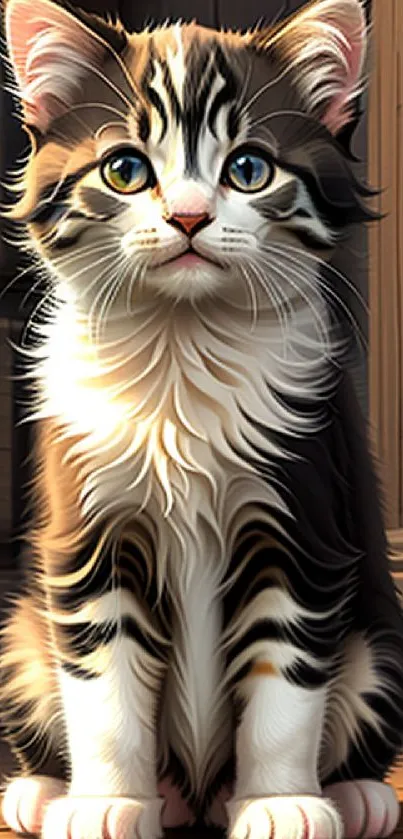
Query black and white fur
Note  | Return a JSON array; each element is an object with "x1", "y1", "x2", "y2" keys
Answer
[{"x1": 1, "y1": 1, "x2": 403, "y2": 838}]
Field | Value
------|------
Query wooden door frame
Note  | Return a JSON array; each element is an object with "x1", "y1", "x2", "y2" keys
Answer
[{"x1": 368, "y1": 0, "x2": 403, "y2": 565}]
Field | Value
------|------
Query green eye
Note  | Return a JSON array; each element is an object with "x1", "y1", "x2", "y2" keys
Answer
[
  {"x1": 101, "y1": 149, "x2": 155, "y2": 194},
  {"x1": 223, "y1": 149, "x2": 274, "y2": 193}
]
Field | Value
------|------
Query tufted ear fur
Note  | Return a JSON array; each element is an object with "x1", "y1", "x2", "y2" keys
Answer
[
  {"x1": 251, "y1": 0, "x2": 367, "y2": 135},
  {"x1": 5, "y1": 0, "x2": 127, "y2": 133}
]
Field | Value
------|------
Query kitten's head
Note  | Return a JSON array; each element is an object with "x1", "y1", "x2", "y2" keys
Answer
[{"x1": 5, "y1": 0, "x2": 373, "y2": 314}]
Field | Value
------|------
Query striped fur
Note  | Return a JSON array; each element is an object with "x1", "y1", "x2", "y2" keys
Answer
[{"x1": 1, "y1": 1, "x2": 403, "y2": 837}]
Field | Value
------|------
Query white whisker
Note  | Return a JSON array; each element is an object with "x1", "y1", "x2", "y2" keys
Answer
[
  {"x1": 247, "y1": 255, "x2": 292, "y2": 347},
  {"x1": 263, "y1": 242, "x2": 366, "y2": 352},
  {"x1": 94, "y1": 270, "x2": 125, "y2": 344},
  {"x1": 68, "y1": 100, "x2": 129, "y2": 125},
  {"x1": 248, "y1": 107, "x2": 315, "y2": 131},
  {"x1": 236, "y1": 260, "x2": 259, "y2": 330},
  {"x1": 87, "y1": 262, "x2": 124, "y2": 344},
  {"x1": 266, "y1": 240, "x2": 368, "y2": 317},
  {"x1": 61, "y1": 52, "x2": 135, "y2": 114},
  {"x1": 256, "y1": 251, "x2": 332, "y2": 354},
  {"x1": 238, "y1": 63, "x2": 295, "y2": 125},
  {"x1": 127, "y1": 256, "x2": 153, "y2": 313},
  {"x1": 53, "y1": 240, "x2": 120, "y2": 269}
]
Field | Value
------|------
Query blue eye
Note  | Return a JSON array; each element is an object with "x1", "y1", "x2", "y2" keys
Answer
[
  {"x1": 101, "y1": 149, "x2": 155, "y2": 194},
  {"x1": 223, "y1": 149, "x2": 274, "y2": 193}
]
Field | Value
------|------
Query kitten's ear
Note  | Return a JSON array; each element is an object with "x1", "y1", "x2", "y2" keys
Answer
[
  {"x1": 5, "y1": 0, "x2": 126, "y2": 133},
  {"x1": 251, "y1": 0, "x2": 367, "y2": 134}
]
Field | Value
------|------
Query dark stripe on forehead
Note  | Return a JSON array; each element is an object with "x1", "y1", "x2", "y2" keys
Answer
[
  {"x1": 146, "y1": 86, "x2": 168, "y2": 142},
  {"x1": 207, "y1": 44, "x2": 238, "y2": 140},
  {"x1": 140, "y1": 43, "x2": 168, "y2": 142},
  {"x1": 138, "y1": 108, "x2": 151, "y2": 143},
  {"x1": 183, "y1": 40, "x2": 242, "y2": 173},
  {"x1": 138, "y1": 33, "x2": 241, "y2": 169},
  {"x1": 184, "y1": 58, "x2": 217, "y2": 170},
  {"x1": 161, "y1": 59, "x2": 182, "y2": 125},
  {"x1": 140, "y1": 43, "x2": 181, "y2": 143},
  {"x1": 227, "y1": 105, "x2": 240, "y2": 142}
]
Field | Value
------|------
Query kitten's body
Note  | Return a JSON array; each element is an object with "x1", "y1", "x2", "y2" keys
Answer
[
  {"x1": 1, "y1": 2, "x2": 403, "y2": 838},
  {"x1": 37, "y1": 289, "x2": 327, "y2": 806}
]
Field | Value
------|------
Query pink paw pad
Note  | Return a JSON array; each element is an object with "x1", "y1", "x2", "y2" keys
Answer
[
  {"x1": 2, "y1": 775, "x2": 67, "y2": 835},
  {"x1": 323, "y1": 780, "x2": 400, "y2": 839}
]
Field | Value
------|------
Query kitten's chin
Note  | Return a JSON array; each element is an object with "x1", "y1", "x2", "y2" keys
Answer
[{"x1": 145, "y1": 258, "x2": 227, "y2": 302}]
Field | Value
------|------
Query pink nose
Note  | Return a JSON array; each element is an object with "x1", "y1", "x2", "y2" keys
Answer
[{"x1": 166, "y1": 212, "x2": 212, "y2": 237}]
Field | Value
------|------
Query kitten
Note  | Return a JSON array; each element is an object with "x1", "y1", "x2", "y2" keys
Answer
[{"x1": 1, "y1": 1, "x2": 403, "y2": 838}]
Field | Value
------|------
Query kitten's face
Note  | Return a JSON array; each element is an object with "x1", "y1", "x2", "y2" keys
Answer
[{"x1": 6, "y1": 0, "x2": 369, "y2": 313}]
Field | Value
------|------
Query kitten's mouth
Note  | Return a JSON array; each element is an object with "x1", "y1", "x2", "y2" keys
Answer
[{"x1": 154, "y1": 245, "x2": 222, "y2": 270}]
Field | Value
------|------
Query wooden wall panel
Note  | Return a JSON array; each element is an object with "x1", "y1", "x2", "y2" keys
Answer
[{"x1": 368, "y1": 0, "x2": 403, "y2": 537}]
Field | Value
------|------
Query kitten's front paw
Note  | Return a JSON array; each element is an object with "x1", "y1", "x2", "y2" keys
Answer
[
  {"x1": 2, "y1": 775, "x2": 67, "y2": 835},
  {"x1": 42, "y1": 794, "x2": 163, "y2": 839},
  {"x1": 323, "y1": 780, "x2": 400, "y2": 838},
  {"x1": 227, "y1": 795, "x2": 343, "y2": 839}
]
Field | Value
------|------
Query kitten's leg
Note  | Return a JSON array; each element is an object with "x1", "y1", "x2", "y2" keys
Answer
[
  {"x1": 225, "y1": 659, "x2": 342, "y2": 839},
  {"x1": 0, "y1": 592, "x2": 68, "y2": 834},
  {"x1": 320, "y1": 631, "x2": 403, "y2": 839},
  {"x1": 1, "y1": 577, "x2": 172, "y2": 839},
  {"x1": 0, "y1": 591, "x2": 64, "y2": 774},
  {"x1": 1, "y1": 564, "x2": 167, "y2": 839},
  {"x1": 40, "y1": 535, "x2": 168, "y2": 839},
  {"x1": 1, "y1": 420, "x2": 167, "y2": 839},
  {"x1": 219, "y1": 523, "x2": 343, "y2": 839},
  {"x1": 317, "y1": 370, "x2": 403, "y2": 837}
]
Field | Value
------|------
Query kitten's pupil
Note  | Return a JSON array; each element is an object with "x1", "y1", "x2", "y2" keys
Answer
[
  {"x1": 112, "y1": 157, "x2": 140, "y2": 185},
  {"x1": 237, "y1": 157, "x2": 255, "y2": 185}
]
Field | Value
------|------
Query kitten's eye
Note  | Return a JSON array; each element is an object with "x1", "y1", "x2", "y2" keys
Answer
[
  {"x1": 101, "y1": 150, "x2": 155, "y2": 194},
  {"x1": 222, "y1": 149, "x2": 274, "y2": 193}
]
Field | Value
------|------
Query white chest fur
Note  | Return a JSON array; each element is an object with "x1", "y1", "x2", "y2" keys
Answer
[{"x1": 36, "y1": 291, "x2": 327, "y2": 522}]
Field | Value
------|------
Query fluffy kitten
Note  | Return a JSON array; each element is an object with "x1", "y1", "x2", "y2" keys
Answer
[{"x1": 1, "y1": 1, "x2": 403, "y2": 838}]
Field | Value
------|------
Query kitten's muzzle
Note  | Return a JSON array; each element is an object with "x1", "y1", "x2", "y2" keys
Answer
[{"x1": 165, "y1": 212, "x2": 214, "y2": 238}]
